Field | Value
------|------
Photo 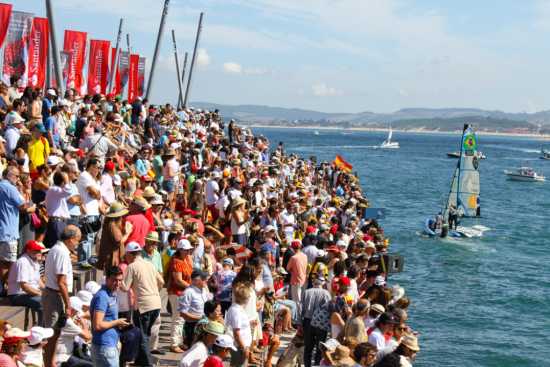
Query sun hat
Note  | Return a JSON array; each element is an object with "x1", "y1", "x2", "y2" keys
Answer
[
  {"x1": 27, "y1": 326, "x2": 54, "y2": 345},
  {"x1": 223, "y1": 258, "x2": 234, "y2": 266},
  {"x1": 329, "y1": 345, "x2": 356, "y2": 367},
  {"x1": 371, "y1": 304, "x2": 385, "y2": 314},
  {"x1": 106, "y1": 201, "x2": 129, "y2": 218},
  {"x1": 47, "y1": 155, "x2": 63, "y2": 166},
  {"x1": 77, "y1": 290, "x2": 93, "y2": 306},
  {"x1": 142, "y1": 186, "x2": 156, "y2": 198},
  {"x1": 150, "y1": 194, "x2": 164, "y2": 206},
  {"x1": 203, "y1": 321, "x2": 225, "y2": 336},
  {"x1": 69, "y1": 296, "x2": 83, "y2": 313},
  {"x1": 25, "y1": 240, "x2": 48, "y2": 253},
  {"x1": 3, "y1": 328, "x2": 31, "y2": 344},
  {"x1": 400, "y1": 334, "x2": 420, "y2": 352},
  {"x1": 145, "y1": 231, "x2": 160, "y2": 243},
  {"x1": 125, "y1": 241, "x2": 142, "y2": 253},
  {"x1": 163, "y1": 147, "x2": 176, "y2": 157},
  {"x1": 85, "y1": 281, "x2": 101, "y2": 295},
  {"x1": 214, "y1": 334, "x2": 237, "y2": 351},
  {"x1": 231, "y1": 197, "x2": 247, "y2": 209},
  {"x1": 132, "y1": 196, "x2": 151, "y2": 210},
  {"x1": 177, "y1": 239, "x2": 193, "y2": 250}
]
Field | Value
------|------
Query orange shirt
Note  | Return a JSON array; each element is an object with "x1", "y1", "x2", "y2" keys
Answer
[{"x1": 286, "y1": 251, "x2": 308, "y2": 286}]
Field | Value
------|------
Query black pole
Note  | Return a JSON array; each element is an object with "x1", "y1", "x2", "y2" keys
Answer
[
  {"x1": 171, "y1": 30, "x2": 184, "y2": 109},
  {"x1": 45, "y1": 0, "x2": 63, "y2": 95},
  {"x1": 145, "y1": 0, "x2": 170, "y2": 100},
  {"x1": 183, "y1": 12, "x2": 204, "y2": 108},
  {"x1": 108, "y1": 18, "x2": 124, "y2": 94},
  {"x1": 179, "y1": 52, "x2": 188, "y2": 108}
]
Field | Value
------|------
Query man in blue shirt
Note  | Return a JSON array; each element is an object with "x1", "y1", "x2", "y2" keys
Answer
[
  {"x1": 90, "y1": 266, "x2": 130, "y2": 367},
  {"x1": 0, "y1": 166, "x2": 33, "y2": 293}
]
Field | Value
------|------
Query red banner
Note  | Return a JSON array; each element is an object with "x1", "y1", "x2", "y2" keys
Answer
[
  {"x1": 138, "y1": 57, "x2": 146, "y2": 97},
  {"x1": 63, "y1": 30, "x2": 87, "y2": 93},
  {"x1": 2, "y1": 11, "x2": 33, "y2": 86},
  {"x1": 128, "y1": 54, "x2": 139, "y2": 102},
  {"x1": 26, "y1": 17, "x2": 49, "y2": 88},
  {"x1": 109, "y1": 47, "x2": 121, "y2": 96},
  {"x1": 0, "y1": 3, "x2": 12, "y2": 48},
  {"x1": 87, "y1": 39, "x2": 110, "y2": 95}
]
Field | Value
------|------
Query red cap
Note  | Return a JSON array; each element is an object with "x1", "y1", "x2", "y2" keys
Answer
[
  {"x1": 104, "y1": 161, "x2": 115, "y2": 171},
  {"x1": 26, "y1": 240, "x2": 47, "y2": 253},
  {"x1": 183, "y1": 208, "x2": 198, "y2": 216},
  {"x1": 291, "y1": 240, "x2": 302, "y2": 249},
  {"x1": 306, "y1": 225, "x2": 317, "y2": 234},
  {"x1": 339, "y1": 276, "x2": 351, "y2": 287}
]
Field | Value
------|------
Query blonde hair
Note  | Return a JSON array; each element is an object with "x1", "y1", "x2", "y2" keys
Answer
[{"x1": 233, "y1": 283, "x2": 251, "y2": 305}]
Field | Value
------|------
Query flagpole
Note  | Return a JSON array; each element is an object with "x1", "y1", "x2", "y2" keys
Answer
[
  {"x1": 145, "y1": 0, "x2": 170, "y2": 100},
  {"x1": 45, "y1": 0, "x2": 63, "y2": 96},
  {"x1": 170, "y1": 30, "x2": 184, "y2": 109},
  {"x1": 179, "y1": 52, "x2": 188, "y2": 108},
  {"x1": 183, "y1": 12, "x2": 204, "y2": 108},
  {"x1": 46, "y1": 37, "x2": 51, "y2": 89},
  {"x1": 108, "y1": 18, "x2": 123, "y2": 95}
]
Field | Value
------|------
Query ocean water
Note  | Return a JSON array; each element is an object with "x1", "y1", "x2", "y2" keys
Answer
[{"x1": 253, "y1": 127, "x2": 550, "y2": 367}]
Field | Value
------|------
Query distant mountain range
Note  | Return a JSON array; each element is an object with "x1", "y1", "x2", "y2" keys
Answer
[{"x1": 193, "y1": 102, "x2": 550, "y2": 133}]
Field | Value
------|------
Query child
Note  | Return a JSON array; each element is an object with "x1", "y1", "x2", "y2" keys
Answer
[{"x1": 204, "y1": 335, "x2": 237, "y2": 367}]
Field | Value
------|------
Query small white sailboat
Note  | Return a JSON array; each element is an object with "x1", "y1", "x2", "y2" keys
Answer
[
  {"x1": 504, "y1": 167, "x2": 545, "y2": 182},
  {"x1": 424, "y1": 124, "x2": 487, "y2": 238},
  {"x1": 380, "y1": 126, "x2": 399, "y2": 149},
  {"x1": 313, "y1": 130, "x2": 320, "y2": 136}
]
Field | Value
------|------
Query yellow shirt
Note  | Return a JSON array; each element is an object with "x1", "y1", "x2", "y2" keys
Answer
[{"x1": 27, "y1": 137, "x2": 50, "y2": 172}]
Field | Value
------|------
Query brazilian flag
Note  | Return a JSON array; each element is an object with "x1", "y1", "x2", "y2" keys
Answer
[{"x1": 463, "y1": 130, "x2": 477, "y2": 152}]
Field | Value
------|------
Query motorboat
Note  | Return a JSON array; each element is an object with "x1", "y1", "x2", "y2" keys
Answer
[
  {"x1": 447, "y1": 151, "x2": 486, "y2": 159},
  {"x1": 540, "y1": 148, "x2": 550, "y2": 160},
  {"x1": 379, "y1": 126, "x2": 399, "y2": 149},
  {"x1": 504, "y1": 167, "x2": 545, "y2": 182}
]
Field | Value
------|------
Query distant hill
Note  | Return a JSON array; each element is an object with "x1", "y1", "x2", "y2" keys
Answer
[{"x1": 192, "y1": 102, "x2": 550, "y2": 133}]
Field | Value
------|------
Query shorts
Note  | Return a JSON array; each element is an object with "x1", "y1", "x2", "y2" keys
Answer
[
  {"x1": 42, "y1": 288, "x2": 66, "y2": 330},
  {"x1": 0, "y1": 240, "x2": 18, "y2": 262},
  {"x1": 162, "y1": 179, "x2": 175, "y2": 193}
]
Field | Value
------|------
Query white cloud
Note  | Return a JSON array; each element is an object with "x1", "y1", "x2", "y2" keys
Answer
[
  {"x1": 223, "y1": 62, "x2": 242, "y2": 74},
  {"x1": 196, "y1": 49, "x2": 210, "y2": 67},
  {"x1": 312, "y1": 83, "x2": 342, "y2": 97},
  {"x1": 398, "y1": 88, "x2": 409, "y2": 97}
]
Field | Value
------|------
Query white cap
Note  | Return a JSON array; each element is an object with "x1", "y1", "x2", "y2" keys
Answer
[
  {"x1": 47, "y1": 155, "x2": 63, "y2": 166},
  {"x1": 46, "y1": 88, "x2": 57, "y2": 96},
  {"x1": 177, "y1": 239, "x2": 193, "y2": 250},
  {"x1": 263, "y1": 225, "x2": 276, "y2": 232},
  {"x1": 375, "y1": 275, "x2": 386, "y2": 286},
  {"x1": 320, "y1": 338, "x2": 341, "y2": 352},
  {"x1": 125, "y1": 241, "x2": 142, "y2": 253},
  {"x1": 84, "y1": 281, "x2": 101, "y2": 295},
  {"x1": 214, "y1": 334, "x2": 237, "y2": 351},
  {"x1": 77, "y1": 290, "x2": 93, "y2": 306},
  {"x1": 6, "y1": 112, "x2": 25, "y2": 125},
  {"x1": 27, "y1": 326, "x2": 54, "y2": 345},
  {"x1": 69, "y1": 296, "x2": 83, "y2": 313}
]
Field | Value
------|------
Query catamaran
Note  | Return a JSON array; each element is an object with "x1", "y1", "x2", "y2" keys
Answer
[
  {"x1": 424, "y1": 124, "x2": 488, "y2": 238},
  {"x1": 379, "y1": 126, "x2": 399, "y2": 149}
]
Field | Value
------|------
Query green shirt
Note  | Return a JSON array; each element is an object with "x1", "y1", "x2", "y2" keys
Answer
[{"x1": 142, "y1": 249, "x2": 163, "y2": 274}]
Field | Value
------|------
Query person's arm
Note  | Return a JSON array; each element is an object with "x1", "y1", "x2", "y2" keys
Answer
[
  {"x1": 86, "y1": 185, "x2": 101, "y2": 200},
  {"x1": 179, "y1": 293, "x2": 201, "y2": 321},
  {"x1": 172, "y1": 271, "x2": 189, "y2": 288},
  {"x1": 121, "y1": 266, "x2": 133, "y2": 292},
  {"x1": 156, "y1": 269, "x2": 165, "y2": 289},
  {"x1": 57, "y1": 274, "x2": 70, "y2": 313},
  {"x1": 233, "y1": 328, "x2": 246, "y2": 350},
  {"x1": 92, "y1": 310, "x2": 129, "y2": 331},
  {"x1": 20, "y1": 282, "x2": 41, "y2": 297}
]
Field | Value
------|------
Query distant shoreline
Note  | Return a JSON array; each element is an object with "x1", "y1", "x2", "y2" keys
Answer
[{"x1": 244, "y1": 124, "x2": 550, "y2": 140}]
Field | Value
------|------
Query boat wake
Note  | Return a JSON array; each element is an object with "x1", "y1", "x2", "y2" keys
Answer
[{"x1": 483, "y1": 144, "x2": 540, "y2": 154}]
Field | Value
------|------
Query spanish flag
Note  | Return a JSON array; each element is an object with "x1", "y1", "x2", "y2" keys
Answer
[{"x1": 334, "y1": 155, "x2": 353, "y2": 173}]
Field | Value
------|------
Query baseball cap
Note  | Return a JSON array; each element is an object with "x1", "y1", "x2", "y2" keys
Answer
[
  {"x1": 306, "y1": 225, "x2": 317, "y2": 234},
  {"x1": 27, "y1": 326, "x2": 54, "y2": 346},
  {"x1": 33, "y1": 123, "x2": 47, "y2": 133},
  {"x1": 177, "y1": 239, "x2": 193, "y2": 250},
  {"x1": 263, "y1": 225, "x2": 276, "y2": 233},
  {"x1": 46, "y1": 88, "x2": 57, "y2": 96},
  {"x1": 214, "y1": 334, "x2": 237, "y2": 351},
  {"x1": 291, "y1": 240, "x2": 302, "y2": 249},
  {"x1": 191, "y1": 269, "x2": 209, "y2": 279},
  {"x1": 125, "y1": 241, "x2": 142, "y2": 253},
  {"x1": 47, "y1": 155, "x2": 63, "y2": 166},
  {"x1": 223, "y1": 258, "x2": 234, "y2": 266},
  {"x1": 25, "y1": 240, "x2": 48, "y2": 253},
  {"x1": 104, "y1": 161, "x2": 115, "y2": 171},
  {"x1": 339, "y1": 276, "x2": 351, "y2": 287}
]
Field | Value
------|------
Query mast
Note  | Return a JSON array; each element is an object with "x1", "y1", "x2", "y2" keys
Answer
[
  {"x1": 108, "y1": 18, "x2": 124, "y2": 95},
  {"x1": 145, "y1": 0, "x2": 170, "y2": 100},
  {"x1": 455, "y1": 124, "x2": 469, "y2": 213},
  {"x1": 171, "y1": 29, "x2": 184, "y2": 109},
  {"x1": 183, "y1": 12, "x2": 204, "y2": 108},
  {"x1": 45, "y1": 0, "x2": 63, "y2": 95}
]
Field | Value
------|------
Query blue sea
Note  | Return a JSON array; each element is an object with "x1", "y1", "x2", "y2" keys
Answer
[{"x1": 253, "y1": 127, "x2": 549, "y2": 367}]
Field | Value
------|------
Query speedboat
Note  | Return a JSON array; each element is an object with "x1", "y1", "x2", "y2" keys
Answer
[
  {"x1": 448, "y1": 151, "x2": 486, "y2": 159},
  {"x1": 379, "y1": 127, "x2": 399, "y2": 149},
  {"x1": 540, "y1": 148, "x2": 550, "y2": 160},
  {"x1": 504, "y1": 167, "x2": 545, "y2": 182}
]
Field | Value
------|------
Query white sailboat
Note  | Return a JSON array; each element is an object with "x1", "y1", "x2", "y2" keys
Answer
[
  {"x1": 380, "y1": 126, "x2": 399, "y2": 149},
  {"x1": 424, "y1": 124, "x2": 489, "y2": 238}
]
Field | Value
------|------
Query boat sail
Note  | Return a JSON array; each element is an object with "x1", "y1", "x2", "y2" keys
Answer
[
  {"x1": 424, "y1": 124, "x2": 486, "y2": 238},
  {"x1": 380, "y1": 126, "x2": 399, "y2": 149}
]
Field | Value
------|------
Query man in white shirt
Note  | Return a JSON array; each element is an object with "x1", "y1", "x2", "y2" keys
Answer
[
  {"x1": 42, "y1": 225, "x2": 81, "y2": 367},
  {"x1": 77, "y1": 159, "x2": 101, "y2": 266},
  {"x1": 7, "y1": 240, "x2": 46, "y2": 324},
  {"x1": 205, "y1": 172, "x2": 220, "y2": 220},
  {"x1": 179, "y1": 270, "x2": 211, "y2": 347},
  {"x1": 368, "y1": 312, "x2": 398, "y2": 357},
  {"x1": 100, "y1": 161, "x2": 116, "y2": 205},
  {"x1": 44, "y1": 171, "x2": 72, "y2": 248},
  {"x1": 3, "y1": 112, "x2": 25, "y2": 159},
  {"x1": 281, "y1": 203, "x2": 297, "y2": 244}
]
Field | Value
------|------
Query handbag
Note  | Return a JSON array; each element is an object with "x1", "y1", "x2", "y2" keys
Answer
[{"x1": 30, "y1": 212, "x2": 42, "y2": 229}]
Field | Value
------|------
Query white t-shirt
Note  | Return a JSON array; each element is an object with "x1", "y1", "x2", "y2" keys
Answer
[
  {"x1": 225, "y1": 304, "x2": 252, "y2": 348},
  {"x1": 45, "y1": 185, "x2": 72, "y2": 218},
  {"x1": 100, "y1": 173, "x2": 115, "y2": 205},
  {"x1": 163, "y1": 158, "x2": 180, "y2": 180},
  {"x1": 205, "y1": 179, "x2": 219, "y2": 206},
  {"x1": 56, "y1": 317, "x2": 82, "y2": 363},
  {"x1": 179, "y1": 341, "x2": 208, "y2": 367},
  {"x1": 178, "y1": 285, "x2": 211, "y2": 316},
  {"x1": 45, "y1": 241, "x2": 73, "y2": 292},
  {"x1": 7, "y1": 254, "x2": 41, "y2": 295},
  {"x1": 77, "y1": 171, "x2": 100, "y2": 216},
  {"x1": 368, "y1": 328, "x2": 388, "y2": 351},
  {"x1": 215, "y1": 195, "x2": 229, "y2": 218},
  {"x1": 303, "y1": 245, "x2": 320, "y2": 264}
]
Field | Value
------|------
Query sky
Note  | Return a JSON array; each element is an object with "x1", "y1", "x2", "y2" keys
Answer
[{"x1": 12, "y1": 0, "x2": 550, "y2": 113}]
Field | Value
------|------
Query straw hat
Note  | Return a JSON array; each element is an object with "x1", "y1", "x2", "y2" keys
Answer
[
  {"x1": 132, "y1": 196, "x2": 151, "y2": 210},
  {"x1": 145, "y1": 232, "x2": 160, "y2": 243},
  {"x1": 329, "y1": 345, "x2": 356, "y2": 367},
  {"x1": 106, "y1": 201, "x2": 129, "y2": 218},
  {"x1": 400, "y1": 334, "x2": 420, "y2": 352},
  {"x1": 203, "y1": 321, "x2": 225, "y2": 336},
  {"x1": 231, "y1": 197, "x2": 247, "y2": 209},
  {"x1": 163, "y1": 147, "x2": 176, "y2": 157},
  {"x1": 142, "y1": 186, "x2": 156, "y2": 198}
]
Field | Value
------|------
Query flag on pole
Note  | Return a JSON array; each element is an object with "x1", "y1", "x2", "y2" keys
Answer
[
  {"x1": 87, "y1": 39, "x2": 110, "y2": 94},
  {"x1": 27, "y1": 17, "x2": 49, "y2": 88},
  {"x1": 0, "y1": 3, "x2": 12, "y2": 48},
  {"x1": 334, "y1": 154, "x2": 353, "y2": 173},
  {"x1": 127, "y1": 53, "x2": 139, "y2": 102},
  {"x1": 63, "y1": 30, "x2": 87, "y2": 93},
  {"x1": 2, "y1": 11, "x2": 33, "y2": 86}
]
